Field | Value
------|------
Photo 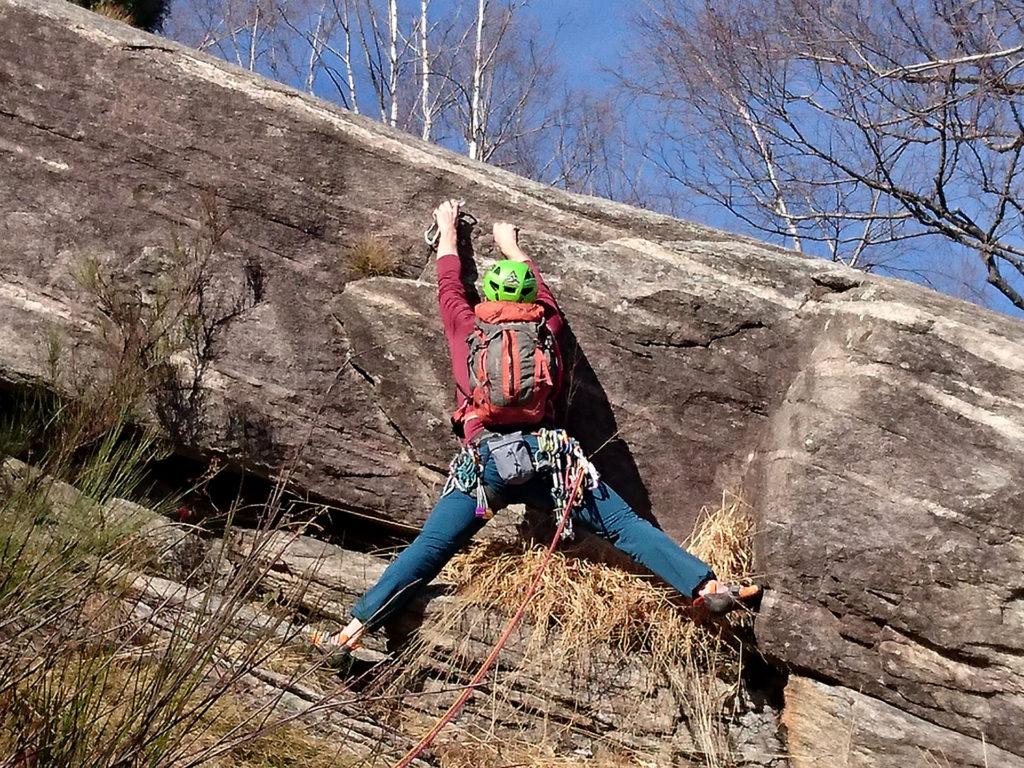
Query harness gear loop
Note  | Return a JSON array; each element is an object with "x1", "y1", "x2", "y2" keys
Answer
[{"x1": 535, "y1": 428, "x2": 600, "y2": 540}]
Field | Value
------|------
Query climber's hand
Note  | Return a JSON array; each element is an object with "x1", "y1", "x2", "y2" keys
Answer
[
  {"x1": 493, "y1": 222, "x2": 525, "y2": 261},
  {"x1": 434, "y1": 199, "x2": 461, "y2": 236}
]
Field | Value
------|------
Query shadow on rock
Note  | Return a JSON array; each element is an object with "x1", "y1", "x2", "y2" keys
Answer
[{"x1": 558, "y1": 322, "x2": 654, "y2": 524}]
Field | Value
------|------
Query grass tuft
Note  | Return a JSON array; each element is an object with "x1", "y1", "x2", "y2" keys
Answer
[
  {"x1": 350, "y1": 235, "x2": 402, "y2": 278},
  {"x1": 91, "y1": 2, "x2": 135, "y2": 23}
]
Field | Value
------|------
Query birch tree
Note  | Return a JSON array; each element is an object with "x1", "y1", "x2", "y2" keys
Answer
[
  {"x1": 467, "y1": 0, "x2": 487, "y2": 160},
  {"x1": 625, "y1": 0, "x2": 912, "y2": 269},
  {"x1": 627, "y1": 0, "x2": 1024, "y2": 308},
  {"x1": 165, "y1": 0, "x2": 287, "y2": 73},
  {"x1": 166, "y1": 0, "x2": 643, "y2": 209},
  {"x1": 418, "y1": 0, "x2": 431, "y2": 139}
]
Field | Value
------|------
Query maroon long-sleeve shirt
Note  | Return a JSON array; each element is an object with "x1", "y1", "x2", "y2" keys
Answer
[{"x1": 436, "y1": 253, "x2": 565, "y2": 444}]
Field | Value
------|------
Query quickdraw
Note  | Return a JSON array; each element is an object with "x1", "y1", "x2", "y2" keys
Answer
[
  {"x1": 535, "y1": 428, "x2": 601, "y2": 541},
  {"x1": 424, "y1": 207, "x2": 478, "y2": 248},
  {"x1": 441, "y1": 446, "x2": 492, "y2": 520}
]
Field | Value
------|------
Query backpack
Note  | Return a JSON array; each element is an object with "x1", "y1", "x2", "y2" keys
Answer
[{"x1": 462, "y1": 301, "x2": 557, "y2": 428}]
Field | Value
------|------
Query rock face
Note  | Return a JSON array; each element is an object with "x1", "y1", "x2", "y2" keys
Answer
[{"x1": 1, "y1": 0, "x2": 1023, "y2": 764}]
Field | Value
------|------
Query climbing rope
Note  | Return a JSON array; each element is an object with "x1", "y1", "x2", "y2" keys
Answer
[{"x1": 391, "y1": 463, "x2": 589, "y2": 768}]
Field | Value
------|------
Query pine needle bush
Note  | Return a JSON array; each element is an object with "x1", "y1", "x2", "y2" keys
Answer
[{"x1": 0, "y1": 402, "x2": 351, "y2": 767}]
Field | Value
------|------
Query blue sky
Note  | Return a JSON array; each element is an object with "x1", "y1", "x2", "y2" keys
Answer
[
  {"x1": 527, "y1": 0, "x2": 626, "y2": 87},
  {"x1": 167, "y1": 0, "x2": 1022, "y2": 316},
  {"x1": 515, "y1": 1, "x2": 1022, "y2": 316}
]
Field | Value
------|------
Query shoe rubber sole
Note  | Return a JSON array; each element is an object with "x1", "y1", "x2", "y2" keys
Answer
[{"x1": 694, "y1": 584, "x2": 762, "y2": 615}]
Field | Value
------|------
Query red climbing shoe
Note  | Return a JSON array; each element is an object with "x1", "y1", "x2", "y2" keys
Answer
[
  {"x1": 310, "y1": 629, "x2": 361, "y2": 652},
  {"x1": 693, "y1": 580, "x2": 763, "y2": 616}
]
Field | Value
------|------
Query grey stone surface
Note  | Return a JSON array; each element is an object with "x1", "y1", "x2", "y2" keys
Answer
[
  {"x1": 2, "y1": 0, "x2": 1024, "y2": 763},
  {"x1": 0, "y1": 0, "x2": 830, "y2": 538},
  {"x1": 783, "y1": 675, "x2": 1023, "y2": 768},
  {"x1": 748, "y1": 300, "x2": 1024, "y2": 756}
]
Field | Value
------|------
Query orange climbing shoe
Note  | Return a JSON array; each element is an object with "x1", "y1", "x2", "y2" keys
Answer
[
  {"x1": 310, "y1": 617, "x2": 365, "y2": 656},
  {"x1": 693, "y1": 580, "x2": 763, "y2": 616},
  {"x1": 310, "y1": 630, "x2": 361, "y2": 652}
]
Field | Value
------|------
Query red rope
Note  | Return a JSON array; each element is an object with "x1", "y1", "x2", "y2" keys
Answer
[{"x1": 392, "y1": 466, "x2": 588, "y2": 768}]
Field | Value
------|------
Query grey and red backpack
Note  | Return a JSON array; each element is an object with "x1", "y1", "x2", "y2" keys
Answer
[{"x1": 456, "y1": 300, "x2": 558, "y2": 430}]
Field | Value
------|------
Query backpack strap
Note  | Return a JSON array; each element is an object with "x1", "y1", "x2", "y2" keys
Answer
[{"x1": 450, "y1": 400, "x2": 481, "y2": 439}]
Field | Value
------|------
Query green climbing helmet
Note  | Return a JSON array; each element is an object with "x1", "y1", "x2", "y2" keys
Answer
[{"x1": 481, "y1": 259, "x2": 538, "y2": 303}]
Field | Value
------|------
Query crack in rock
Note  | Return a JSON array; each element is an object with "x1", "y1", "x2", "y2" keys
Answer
[{"x1": 635, "y1": 320, "x2": 767, "y2": 350}]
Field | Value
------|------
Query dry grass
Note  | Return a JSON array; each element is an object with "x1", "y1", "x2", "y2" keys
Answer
[
  {"x1": 350, "y1": 235, "x2": 401, "y2": 278},
  {"x1": 197, "y1": 692, "x2": 355, "y2": 768},
  {"x1": 0, "y1": 206, "x2": 356, "y2": 768},
  {"x1": 439, "y1": 492, "x2": 755, "y2": 665},
  {"x1": 686, "y1": 492, "x2": 754, "y2": 580},
  {"x1": 436, "y1": 735, "x2": 640, "y2": 768},
  {"x1": 375, "y1": 493, "x2": 757, "y2": 767},
  {"x1": 91, "y1": 2, "x2": 134, "y2": 24}
]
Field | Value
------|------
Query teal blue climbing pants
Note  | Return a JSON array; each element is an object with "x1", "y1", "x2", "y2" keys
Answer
[{"x1": 351, "y1": 434, "x2": 715, "y2": 630}]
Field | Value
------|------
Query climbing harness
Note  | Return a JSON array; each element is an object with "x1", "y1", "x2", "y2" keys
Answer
[
  {"x1": 391, "y1": 432, "x2": 598, "y2": 765},
  {"x1": 391, "y1": 464, "x2": 589, "y2": 768},
  {"x1": 440, "y1": 428, "x2": 600, "y2": 535}
]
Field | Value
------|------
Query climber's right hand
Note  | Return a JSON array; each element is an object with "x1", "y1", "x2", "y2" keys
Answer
[{"x1": 434, "y1": 199, "x2": 461, "y2": 236}]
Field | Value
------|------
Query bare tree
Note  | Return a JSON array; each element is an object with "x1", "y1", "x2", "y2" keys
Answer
[
  {"x1": 418, "y1": 0, "x2": 431, "y2": 139},
  {"x1": 166, "y1": 0, "x2": 294, "y2": 73},
  {"x1": 444, "y1": 1, "x2": 561, "y2": 164},
  {"x1": 167, "y1": 0, "x2": 649, "y2": 210},
  {"x1": 625, "y1": 0, "x2": 916, "y2": 269},
  {"x1": 493, "y1": 90, "x2": 657, "y2": 206},
  {"x1": 467, "y1": 0, "x2": 488, "y2": 159},
  {"x1": 627, "y1": 0, "x2": 1024, "y2": 308}
]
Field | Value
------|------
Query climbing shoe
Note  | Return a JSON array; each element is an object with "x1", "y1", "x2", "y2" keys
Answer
[
  {"x1": 693, "y1": 580, "x2": 763, "y2": 616},
  {"x1": 310, "y1": 627, "x2": 362, "y2": 652},
  {"x1": 310, "y1": 629, "x2": 361, "y2": 671}
]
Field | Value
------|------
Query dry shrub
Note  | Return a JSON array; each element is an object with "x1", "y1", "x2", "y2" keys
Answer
[
  {"x1": 687, "y1": 493, "x2": 754, "y2": 581},
  {"x1": 92, "y1": 2, "x2": 134, "y2": 23},
  {"x1": 350, "y1": 235, "x2": 401, "y2": 277},
  {"x1": 439, "y1": 492, "x2": 755, "y2": 665},
  {"x1": 0, "y1": 407, "x2": 354, "y2": 768}
]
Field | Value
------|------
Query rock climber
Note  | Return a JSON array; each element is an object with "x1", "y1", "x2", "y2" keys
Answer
[{"x1": 316, "y1": 199, "x2": 761, "y2": 653}]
